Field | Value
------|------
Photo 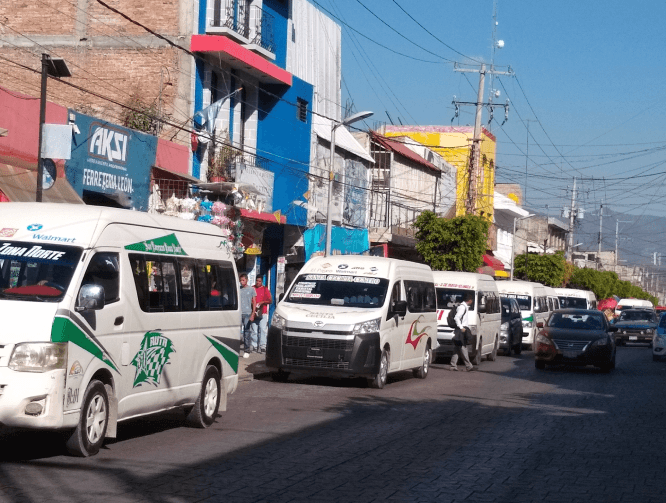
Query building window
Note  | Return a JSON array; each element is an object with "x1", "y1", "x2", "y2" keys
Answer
[{"x1": 297, "y1": 98, "x2": 308, "y2": 122}]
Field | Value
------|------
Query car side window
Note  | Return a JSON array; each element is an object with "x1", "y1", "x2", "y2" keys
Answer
[
  {"x1": 81, "y1": 252, "x2": 120, "y2": 305},
  {"x1": 387, "y1": 281, "x2": 402, "y2": 320}
]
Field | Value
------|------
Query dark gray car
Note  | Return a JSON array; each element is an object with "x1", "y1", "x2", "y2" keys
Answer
[{"x1": 500, "y1": 297, "x2": 523, "y2": 355}]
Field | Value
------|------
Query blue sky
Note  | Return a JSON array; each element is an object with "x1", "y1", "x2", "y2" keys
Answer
[{"x1": 317, "y1": 0, "x2": 666, "y2": 228}]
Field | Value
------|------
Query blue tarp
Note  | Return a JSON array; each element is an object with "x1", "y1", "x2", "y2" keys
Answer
[{"x1": 304, "y1": 224, "x2": 369, "y2": 261}]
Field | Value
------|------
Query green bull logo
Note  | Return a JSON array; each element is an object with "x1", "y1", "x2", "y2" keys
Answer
[{"x1": 131, "y1": 331, "x2": 175, "y2": 387}]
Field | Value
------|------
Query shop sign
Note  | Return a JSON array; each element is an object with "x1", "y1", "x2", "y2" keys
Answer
[{"x1": 65, "y1": 112, "x2": 157, "y2": 211}]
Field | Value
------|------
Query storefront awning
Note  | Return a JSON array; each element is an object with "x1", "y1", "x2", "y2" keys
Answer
[
  {"x1": 480, "y1": 254, "x2": 509, "y2": 278},
  {"x1": 152, "y1": 166, "x2": 201, "y2": 184},
  {"x1": 240, "y1": 208, "x2": 285, "y2": 224},
  {"x1": 0, "y1": 163, "x2": 83, "y2": 204}
]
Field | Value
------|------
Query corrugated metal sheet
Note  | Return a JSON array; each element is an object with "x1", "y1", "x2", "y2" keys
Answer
[
  {"x1": 0, "y1": 163, "x2": 83, "y2": 204},
  {"x1": 371, "y1": 133, "x2": 439, "y2": 172},
  {"x1": 287, "y1": 0, "x2": 341, "y2": 121},
  {"x1": 312, "y1": 113, "x2": 374, "y2": 163}
]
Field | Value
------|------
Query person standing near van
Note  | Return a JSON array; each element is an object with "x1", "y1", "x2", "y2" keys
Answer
[
  {"x1": 239, "y1": 273, "x2": 257, "y2": 358},
  {"x1": 252, "y1": 276, "x2": 272, "y2": 353},
  {"x1": 450, "y1": 292, "x2": 475, "y2": 372}
]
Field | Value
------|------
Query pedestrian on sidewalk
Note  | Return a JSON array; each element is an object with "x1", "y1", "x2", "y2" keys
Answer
[
  {"x1": 252, "y1": 276, "x2": 272, "y2": 353},
  {"x1": 239, "y1": 273, "x2": 256, "y2": 358},
  {"x1": 450, "y1": 292, "x2": 475, "y2": 372}
]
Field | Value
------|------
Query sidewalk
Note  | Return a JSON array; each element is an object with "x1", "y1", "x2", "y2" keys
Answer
[{"x1": 238, "y1": 351, "x2": 272, "y2": 382}]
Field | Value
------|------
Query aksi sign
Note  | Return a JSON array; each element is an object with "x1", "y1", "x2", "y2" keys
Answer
[{"x1": 88, "y1": 123, "x2": 128, "y2": 164}]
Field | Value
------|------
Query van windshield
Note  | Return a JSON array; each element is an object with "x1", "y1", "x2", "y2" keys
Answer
[
  {"x1": 0, "y1": 241, "x2": 83, "y2": 302},
  {"x1": 501, "y1": 294, "x2": 531, "y2": 310},
  {"x1": 558, "y1": 296, "x2": 587, "y2": 309},
  {"x1": 436, "y1": 288, "x2": 475, "y2": 311},
  {"x1": 286, "y1": 274, "x2": 389, "y2": 308}
]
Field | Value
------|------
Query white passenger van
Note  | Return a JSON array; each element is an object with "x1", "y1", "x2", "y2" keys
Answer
[
  {"x1": 615, "y1": 298, "x2": 654, "y2": 316},
  {"x1": 0, "y1": 203, "x2": 240, "y2": 456},
  {"x1": 266, "y1": 256, "x2": 436, "y2": 389},
  {"x1": 496, "y1": 281, "x2": 548, "y2": 349},
  {"x1": 554, "y1": 288, "x2": 597, "y2": 310},
  {"x1": 432, "y1": 272, "x2": 501, "y2": 365},
  {"x1": 544, "y1": 286, "x2": 561, "y2": 312}
]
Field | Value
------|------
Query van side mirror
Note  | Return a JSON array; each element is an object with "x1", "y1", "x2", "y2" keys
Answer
[
  {"x1": 393, "y1": 300, "x2": 407, "y2": 317},
  {"x1": 278, "y1": 292, "x2": 285, "y2": 303},
  {"x1": 477, "y1": 303, "x2": 486, "y2": 314},
  {"x1": 76, "y1": 284, "x2": 105, "y2": 312},
  {"x1": 536, "y1": 322, "x2": 544, "y2": 329}
]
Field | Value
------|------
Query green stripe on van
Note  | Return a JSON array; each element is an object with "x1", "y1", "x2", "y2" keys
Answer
[
  {"x1": 523, "y1": 315, "x2": 534, "y2": 322},
  {"x1": 205, "y1": 335, "x2": 239, "y2": 373},
  {"x1": 51, "y1": 316, "x2": 120, "y2": 373}
]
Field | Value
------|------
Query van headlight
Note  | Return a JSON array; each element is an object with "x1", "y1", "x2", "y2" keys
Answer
[
  {"x1": 8, "y1": 343, "x2": 68, "y2": 372},
  {"x1": 353, "y1": 318, "x2": 380, "y2": 335},
  {"x1": 523, "y1": 320, "x2": 534, "y2": 328},
  {"x1": 271, "y1": 313, "x2": 286, "y2": 330}
]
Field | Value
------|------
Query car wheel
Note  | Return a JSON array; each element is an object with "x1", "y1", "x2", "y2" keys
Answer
[
  {"x1": 66, "y1": 380, "x2": 109, "y2": 457},
  {"x1": 487, "y1": 335, "x2": 498, "y2": 361},
  {"x1": 535, "y1": 360, "x2": 546, "y2": 370},
  {"x1": 270, "y1": 369, "x2": 290, "y2": 382},
  {"x1": 369, "y1": 348, "x2": 389, "y2": 389},
  {"x1": 471, "y1": 338, "x2": 482, "y2": 366},
  {"x1": 413, "y1": 343, "x2": 431, "y2": 379},
  {"x1": 512, "y1": 333, "x2": 523, "y2": 355},
  {"x1": 187, "y1": 365, "x2": 221, "y2": 428},
  {"x1": 653, "y1": 354, "x2": 660, "y2": 362}
]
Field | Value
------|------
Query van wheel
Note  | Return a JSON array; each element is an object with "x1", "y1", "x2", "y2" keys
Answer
[
  {"x1": 535, "y1": 360, "x2": 546, "y2": 370},
  {"x1": 186, "y1": 365, "x2": 221, "y2": 428},
  {"x1": 369, "y1": 349, "x2": 389, "y2": 389},
  {"x1": 512, "y1": 333, "x2": 523, "y2": 355},
  {"x1": 270, "y1": 369, "x2": 290, "y2": 382},
  {"x1": 487, "y1": 336, "x2": 498, "y2": 361},
  {"x1": 413, "y1": 343, "x2": 431, "y2": 379},
  {"x1": 66, "y1": 380, "x2": 109, "y2": 457},
  {"x1": 471, "y1": 338, "x2": 482, "y2": 366}
]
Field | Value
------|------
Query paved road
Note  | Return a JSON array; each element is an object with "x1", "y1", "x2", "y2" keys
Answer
[{"x1": 1, "y1": 345, "x2": 665, "y2": 503}]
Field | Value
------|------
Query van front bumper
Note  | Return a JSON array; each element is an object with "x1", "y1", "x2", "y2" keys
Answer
[
  {"x1": 0, "y1": 368, "x2": 77, "y2": 430},
  {"x1": 265, "y1": 327, "x2": 381, "y2": 377}
]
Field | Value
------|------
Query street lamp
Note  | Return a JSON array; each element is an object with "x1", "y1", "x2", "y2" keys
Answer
[
  {"x1": 510, "y1": 213, "x2": 536, "y2": 281},
  {"x1": 325, "y1": 110, "x2": 373, "y2": 257},
  {"x1": 36, "y1": 54, "x2": 71, "y2": 202}
]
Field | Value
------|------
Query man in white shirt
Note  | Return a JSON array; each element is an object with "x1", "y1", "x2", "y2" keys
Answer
[{"x1": 450, "y1": 292, "x2": 475, "y2": 371}]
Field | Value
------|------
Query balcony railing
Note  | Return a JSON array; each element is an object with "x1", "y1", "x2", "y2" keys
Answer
[
  {"x1": 209, "y1": 0, "x2": 250, "y2": 39},
  {"x1": 249, "y1": 5, "x2": 275, "y2": 53}
]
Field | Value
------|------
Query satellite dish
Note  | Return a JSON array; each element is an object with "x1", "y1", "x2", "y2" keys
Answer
[{"x1": 496, "y1": 40, "x2": 505, "y2": 49}]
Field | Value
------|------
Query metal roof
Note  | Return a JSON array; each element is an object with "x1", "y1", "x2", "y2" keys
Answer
[
  {"x1": 371, "y1": 133, "x2": 440, "y2": 172},
  {"x1": 312, "y1": 114, "x2": 374, "y2": 164}
]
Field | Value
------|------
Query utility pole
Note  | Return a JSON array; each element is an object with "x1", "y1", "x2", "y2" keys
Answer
[
  {"x1": 597, "y1": 203, "x2": 603, "y2": 270},
  {"x1": 453, "y1": 63, "x2": 512, "y2": 215},
  {"x1": 567, "y1": 178, "x2": 577, "y2": 260},
  {"x1": 615, "y1": 219, "x2": 631, "y2": 266}
]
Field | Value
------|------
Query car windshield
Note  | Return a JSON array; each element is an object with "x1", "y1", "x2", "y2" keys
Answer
[
  {"x1": 548, "y1": 313, "x2": 605, "y2": 330},
  {"x1": 558, "y1": 296, "x2": 587, "y2": 309},
  {"x1": 619, "y1": 310, "x2": 656, "y2": 323},
  {"x1": 436, "y1": 288, "x2": 475, "y2": 311},
  {"x1": 501, "y1": 294, "x2": 531, "y2": 310},
  {"x1": 286, "y1": 274, "x2": 389, "y2": 308},
  {"x1": 0, "y1": 241, "x2": 83, "y2": 302}
]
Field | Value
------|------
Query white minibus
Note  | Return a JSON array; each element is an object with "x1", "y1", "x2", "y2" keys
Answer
[
  {"x1": 554, "y1": 288, "x2": 597, "y2": 310},
  {"x1": 615, "y1": 298, "x2": 654, "y2": 316},
  {"x1": 432, "y1": 271, "x2": 501, "y2": 365},
  {"x1": 0, "y1": 203, "x2": 240, "y2": 456},
  {"x1": 266, "y1": 256, "x2": 436, "y2": 388},
  {"x1": 497, "y1": 281, "x2": 548, "y2": 349},
  {"x1": 544, "y1": 286, "x2": 561, "y2": 312}
]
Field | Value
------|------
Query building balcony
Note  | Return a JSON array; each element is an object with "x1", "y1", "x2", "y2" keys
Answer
[{"x1": 206, "y1": 0, "x2": 275, "y2": 60}]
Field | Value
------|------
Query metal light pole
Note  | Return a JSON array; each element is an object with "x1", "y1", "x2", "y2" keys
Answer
[
  {"x1": 510, "y1": 213, "x2": 535, "y2": 281},
  {"x1": 36, "y1": 54, "x2": 71, "y2": 202},
  {"x1": 325, "y1": 110, "x2": 373, "y2": 256}
]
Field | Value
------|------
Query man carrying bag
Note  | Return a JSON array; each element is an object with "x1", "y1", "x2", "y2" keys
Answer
[{"x1": 450, "y1": 292, "x2": 476, "y2": 372}]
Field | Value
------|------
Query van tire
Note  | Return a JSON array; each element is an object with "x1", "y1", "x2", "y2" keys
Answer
[
  {"x1": 66, "y1": 380, "x2": 109, "y2": 457},
  {"x1": 186, "y1": 365, "x2": 221, "y2": 428},
  {"x1": 535, "y1": 360, "x2": 546, "y2": 370},
  {"x1": 512, "y1": 333, "x2": 523, "y2": 355},
  {"x1": 369, "y1": 349, "x2": 389, "y2": 389},
  {"x1": 471, "y1": 338, "x2": 482, "y2": 366},
  {"x1": 487, "y1": 336, "x2": 498, "y2": 361},
  {"x1": 413, "y1": 343, "x2": 431, "y2": 379}
]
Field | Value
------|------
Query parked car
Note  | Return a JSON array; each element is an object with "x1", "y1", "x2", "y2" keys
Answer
[
  {"x1": 613, "y1": 309, "x2": 658, "y2": 346},
  {"x1": 534, "y1": 309, "x2": 617, "y2": 372},
  {"x1": 651, "y1": 312, "x2": 666, "y2": 361},
  {"x1": 500, "y1": 297, "x2": 523, "y2": 356}
]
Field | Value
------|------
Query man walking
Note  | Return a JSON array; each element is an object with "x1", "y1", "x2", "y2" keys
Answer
[
  {"x1": 450, "y1": 292, "x2": 475, "y2": 371},
  {"x1": 239, "y1": 273, "x2": 256, "y2": 358},
  {"x1": 252, "y1": 276, "x2": 272, "y2": 353}
]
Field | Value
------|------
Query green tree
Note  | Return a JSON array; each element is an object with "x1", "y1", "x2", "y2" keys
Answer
[
  {"x1": 414, "y1": 211, "x2": 490, "y2": 272},
  {"x1": 513, "y1": 251, "x2": 566, "y2": 286}
]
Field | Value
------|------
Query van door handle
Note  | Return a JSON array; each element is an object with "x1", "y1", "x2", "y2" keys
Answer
[{"x1": 114, "y1": 316, "x2": 124, "y2": 326}]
